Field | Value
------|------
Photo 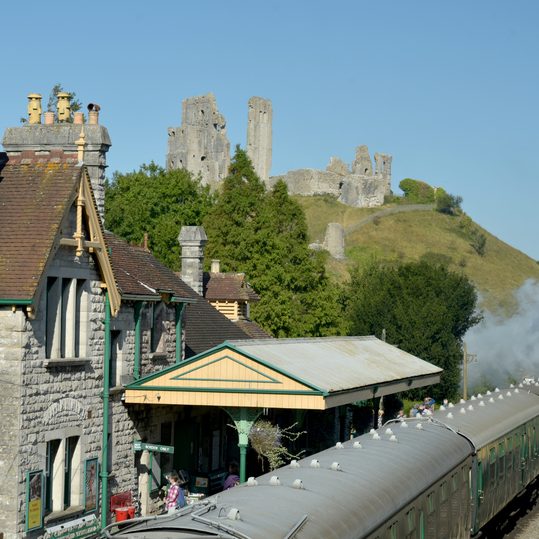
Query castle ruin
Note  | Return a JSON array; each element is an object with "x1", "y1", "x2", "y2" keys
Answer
[
  {"x1": 166, "y1": 93, "x2": 231, "y2": 189},
  {"x1": 166, "y1": 93, "x2": 392, "y2": 208},
  {"x1": 269, "y1": 145, "x2": 392, "y2": 208},
  {"x1": 246, "y1": 96, "x2": 272, "y2": 184}
]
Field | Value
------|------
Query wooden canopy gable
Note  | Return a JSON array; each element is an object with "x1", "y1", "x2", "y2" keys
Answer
[{"x1": 125, "y1": 343, "x2": 327, "y2": 410}]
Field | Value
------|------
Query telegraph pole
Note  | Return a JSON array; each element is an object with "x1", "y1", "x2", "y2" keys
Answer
[{"x1": 462, "y1": 343, "x2": 477, "y2": 400}]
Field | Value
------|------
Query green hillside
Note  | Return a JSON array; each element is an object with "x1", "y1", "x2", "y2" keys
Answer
[{"x1": 296, "y1": 195, "x2": 539, "y2": 314}]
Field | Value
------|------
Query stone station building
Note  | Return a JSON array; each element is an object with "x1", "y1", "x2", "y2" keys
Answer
[{"x1": 1, "y1": 93, "x2": 437, "y2": 539}]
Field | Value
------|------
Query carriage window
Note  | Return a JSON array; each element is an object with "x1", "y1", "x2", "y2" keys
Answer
[
  {"x1": 427, "y1": 492, "x2": 435, "y2": 514},
  {"x1": 498, "y1": 443, "x2": 505, "y2": 480},
  {"x1": 489, "y1": 448, "x2": 497, "y2": 485},
  {"x1": 451, "y1": 473, "x2": 458, "y2": 493},
  {"x1": 388, "y1": 522, "x2": 398, "y2": 539},
  {"x1": 407, "y1": 508, "x2": 416, "y2": 532},
  {"x1": 441, "y1": 481, "x2": 448, "y2": 502}
]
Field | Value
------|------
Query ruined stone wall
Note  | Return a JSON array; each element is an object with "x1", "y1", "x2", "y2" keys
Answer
[
  {"x1": 167, "y1": 94, "x2": 230, "y2": 189},
  {"x1": 270, "y1": 145, "x2": 392, "y2": 208},
  {"x1": 246, "y1": 96, "x2": 272, "y2": 184}
]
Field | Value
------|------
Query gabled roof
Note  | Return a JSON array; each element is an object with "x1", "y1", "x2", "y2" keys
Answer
[
  {"x1": 0, "y1": 153, "x2": 120, "y2": 315},
  {"x1": 104, "y1": 232, "x2": 194, "y2": 302},
  {"x1": 203, "y1": 272, "x2": 260, "y2": 302},
  {"x1": 0, "y1": 155, "x2": 81, "y2": 301},
  {"x1": 124, "y1": 336, "x2": 442, "y2": 410},
  {"x1": 103, "y1": 232, "x2": 252, "y2": 355}
]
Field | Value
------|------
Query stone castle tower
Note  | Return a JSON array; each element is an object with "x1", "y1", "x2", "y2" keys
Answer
[
  {"x1": 2, "y1": 94, "x2": 110, "y2": 220},
  {"x1": 166, "y1": 94, "x2": 273, "y2": 188},
  {"x1": 166, "y1": 93, "x2": 231, "y2": 189},
  {"x1": 246, "y1": 96, "x2": 272, "y2": 184}
]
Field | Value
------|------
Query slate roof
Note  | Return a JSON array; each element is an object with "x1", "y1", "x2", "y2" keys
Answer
[
  {"x1": 104, "y1": 232, "x2": 194, "y2": 301},
  {"x1": 0, "y1": 154, "x2": 81, "y2": 301},
  {"x1": 203, "y1": 272, "x2": 260, "y2": 302},
  {"x1": 103, "y1": 232, "x2": 252, "y2": 357}
]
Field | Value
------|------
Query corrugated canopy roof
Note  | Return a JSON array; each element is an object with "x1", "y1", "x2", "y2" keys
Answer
[{"x1": 125, "y1": 336, "x2": 442, "y2": 410}]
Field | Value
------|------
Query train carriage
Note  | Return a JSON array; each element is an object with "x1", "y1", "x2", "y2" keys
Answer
[
  {"x1": 102, "y1": 387, "x2": 539, "y2": 539},
  {"x1": 430, "y1": 388, "x2": 539, "y2": 535}
]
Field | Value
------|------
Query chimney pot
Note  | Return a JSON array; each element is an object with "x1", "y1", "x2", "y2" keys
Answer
[
  {"x1": 88, "y1": 110, "x2": 99, "y2": 125},
  {"x1": 73, "y1": 112, "x2": 84, "y2": 125},
  {"x1": 44, "y1": 112, "x2": 55, "y2": 125},
  {"x1": 56, "y1": 92, "x2": 71, "y2": 122},
  {"x1": 27, "y1": 93, "x2": 42, "y2": 124},
  {"x1": 211, "y1": 259, "x2": 220, "y2": 273}
]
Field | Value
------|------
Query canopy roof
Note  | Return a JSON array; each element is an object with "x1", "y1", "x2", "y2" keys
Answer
[{"x1": 125, "y1": 336, "x2": 442, "y2": 410}]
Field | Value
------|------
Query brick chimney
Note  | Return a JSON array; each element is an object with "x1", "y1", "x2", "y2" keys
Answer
[{"x1": 178, "y1": 226, "x2": 207, "y2": 295}]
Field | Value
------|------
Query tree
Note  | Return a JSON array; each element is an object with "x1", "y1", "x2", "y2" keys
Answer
[
  {"x1": 204, "y1": 147, "x2": 345, "y2": 337},
  {"x1": 105, "y1": 163, "x2": 214, "y2": 270},
  {"x1": 203, "y1": 146, "x2": 266, "y2": 272},
  {"x1": 346, "y1": 260, "x2": 481, "y2": 401}
]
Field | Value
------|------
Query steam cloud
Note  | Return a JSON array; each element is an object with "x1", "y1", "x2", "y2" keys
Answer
[{"x1": 465, "y1": 279, "x2": 539, "y2": 389}]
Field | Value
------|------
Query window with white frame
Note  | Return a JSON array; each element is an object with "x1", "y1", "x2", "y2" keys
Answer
[
  {"x1": 46, "y1": 277, "x2": 89, "y2": 359},
  {"x1": 150, "y1": 302, "x2": 167, "y2": 355},
  {"x1": 109, "y1": 329, "x2": 123, "y2": 388},
  {"x1": 45, "y1": 436, "x2": 82, "y2": 514}
]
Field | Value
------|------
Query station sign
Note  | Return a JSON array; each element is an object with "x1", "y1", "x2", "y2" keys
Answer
[{"x1": 133, "y1": 440, "x2": 174, "y2": 454}]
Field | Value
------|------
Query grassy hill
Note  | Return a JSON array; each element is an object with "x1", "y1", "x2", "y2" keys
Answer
[{"x1": 296, "y1": 195, "x2": 539, "y2": 314}]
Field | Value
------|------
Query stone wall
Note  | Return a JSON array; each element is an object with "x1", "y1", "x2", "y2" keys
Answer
[
  {"x1": 0, "y1": 309, "x2": 25, "y2": 538},
  {"x1": 270, "y1": 145, "x2": 392, "y2": 208}
]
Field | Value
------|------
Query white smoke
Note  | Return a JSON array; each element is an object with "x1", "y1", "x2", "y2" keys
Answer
[{"x1": 465, "y1": 279, "x2": 539, "y2": 389}]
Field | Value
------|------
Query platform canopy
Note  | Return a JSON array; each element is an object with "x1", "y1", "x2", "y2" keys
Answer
[{"x1": 124, "y1": 336, "x2": 442, "y2": 410}]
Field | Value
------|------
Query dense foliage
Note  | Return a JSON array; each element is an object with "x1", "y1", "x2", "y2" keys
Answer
[
  {"x1": 435, "y1": 187, "x2": 462, "y2": 215},
  {"x1": 346, "y1": 260, "x2": 482, "y2": 401},
  {"x1": 204, "y1": 147, "x2": 345, "y2": 337},
  {"x1": 398, "y1": 178, "x2": 435, "y2": 204},
  {"x1": 105, "y1": 163, "x2": 214, "y2": 270}
]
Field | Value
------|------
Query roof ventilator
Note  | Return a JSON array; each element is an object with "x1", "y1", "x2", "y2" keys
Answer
[
  {"x1": 269, "y1": 476, "x2": 281, "y2": 486},
  {"x1": 446, "y1": 412, "x2": 454, "y2": 419},
  {"x1": 460, "y1": 408, "x2": 466, "y2": 415},
  {"x1": 290, "y1": 460, "x2": 300, "y2": 468},
  {"x1": 310, "y1": 459, "x2": 320, "y2": 469},
  {"x1": 479, "y1": 401, "x2": 486, "y2": 407},
  {"x1": 292, "y1": 479, "x2": 304, "y2": 489},
  {"x1": 385, "y1": 428, "x2": 393, "y2": 435},
  {"x1": 353, "y1": 441, "x2": 362, "y2": 448},
  {"x1": 227, "y1": 508, "x2": 241, "y2": 521},
  {"x1": 372, "y1": 432, "x2": 381, "y2": 440},
  {"x1": 400, "y1": 421, "x2": 409, "y2": 428},
  {"x1": 416, "y1": 423, "x2": 424, "y2": 430},
  {"x1": 389, "y1": 435, "x2": 398, "y2": 442},
  {"x1": 247, "y1": 477, "x2": 258, "y2": 486},
  {"x1": 330, "y1": 462, "x2": 341, "y2": 471},
  {"x1": 335, "y1": 442, "x2": 344, "y2": 449}
]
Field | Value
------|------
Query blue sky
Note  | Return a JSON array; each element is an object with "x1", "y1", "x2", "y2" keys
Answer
[{"x1": 2, "y1": 1, "x2": 538, "y2": 259}]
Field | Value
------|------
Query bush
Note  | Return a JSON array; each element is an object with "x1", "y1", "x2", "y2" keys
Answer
[
  {"x1": 399, "y1": 178, "x2": 436, "y2": 204},
  {"x1": 435, "y1": 189, "x2": 462, "y2": 215}
]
